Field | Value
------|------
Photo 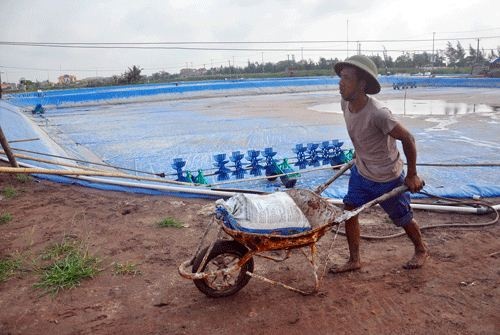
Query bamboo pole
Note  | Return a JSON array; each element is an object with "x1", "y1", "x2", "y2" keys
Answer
[
  {"x1": 314, "y1": 160, "x2": 354, "y2": 194},
  {"x1": 0, "y1": 166, "x2": 199, "y2": 187},
  {"x1": 1, "y1": 157, "x2": 239, "y2": 197},
  {"x1": 8, "y1": 137, "x2": 40, "y2": 143},
  {"x1": 10, "y1": 147, "x2": 166, "y2": 177},
  {"x1": 1, "y1": 150, "x2": 113, "y2": 173},
  {"x1": 0, "y1": 126, "x2": 19, "y2": 167}
]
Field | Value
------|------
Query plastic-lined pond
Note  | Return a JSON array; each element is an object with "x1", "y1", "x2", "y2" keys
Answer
[
  {"x1": 2, "y1": 85, "x2": 500, "y2": 198},
  {"x1": 310, "y1": 99, "x2": 499, "y2": 115}
]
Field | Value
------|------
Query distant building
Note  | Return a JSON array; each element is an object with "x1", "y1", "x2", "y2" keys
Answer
[
  {"x1": 179, "y1": 68, "x2": 207, "y2": 78},
  {"x1": 0, "y1": 82, "x2": 17, "y2": 91},
  {"x1": 58, "y1": 74, "x2": 77, "y2": 85},
  {"x1": 490, "y1": 57, "x2": 500, "y2": 69},
  {"x1": 79, "y1": 76, "x2": 114, "y2": 86},
  {"x1": 488, "y1": 57, "x2": 500, "y2": 77},
  {"x1": 38, "y1": 80, "x2": 53, "y2": 89}
]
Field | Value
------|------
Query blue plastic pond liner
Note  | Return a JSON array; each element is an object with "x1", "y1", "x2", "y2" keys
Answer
[
  {"x1": 0, "y1": 101, "x2": 71, "y2": 169},
  {"x1": 6, "y1": 76, "x2": 500, "y2": 107},
  {"x1": 1, "y1": 78, "x2": 499, "y2": 199},
  {"x1": 7, "y1": 77, "x2": 335, "y2": 107}
]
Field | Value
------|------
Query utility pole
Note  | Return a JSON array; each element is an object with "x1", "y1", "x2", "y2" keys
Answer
[
  {"x1": 476, "y1": 38, "x2": 480, "y2": 63},
  {"x1": 382, "y1": 46, "x2": 389, "y2": 75},
  {"x1": 432, "y1": 32, "x2": 435, "y2": 71},
  {"x1": 261, "y1": 52, "x2": 264, "y2": 73},
  {"x1": 301, "y1": 47, "x2": 304, "y2": 61}
]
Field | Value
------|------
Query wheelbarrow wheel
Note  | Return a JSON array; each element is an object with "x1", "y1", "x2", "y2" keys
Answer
[{"x1": 192, "y1": 240, "x2": 254, "y2": 298}]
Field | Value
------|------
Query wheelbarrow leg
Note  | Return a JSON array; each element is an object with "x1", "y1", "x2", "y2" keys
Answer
[
  {"x1": 309, "y1": 243, "x2": 320, "y2": 292},
  {"x1": 246, "y1": 271, "x2": 313, "y2": 295},
  {"x1": 300, "y1": 243, "x2": 320, "y2": 293},
  {"x1": 195, "y1": 225, "x2": 222, "y2": 273}
]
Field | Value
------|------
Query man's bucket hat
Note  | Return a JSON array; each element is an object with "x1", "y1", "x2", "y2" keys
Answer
[{"x1": 334, "y1": 55, "x2": 381, "y2": 94}]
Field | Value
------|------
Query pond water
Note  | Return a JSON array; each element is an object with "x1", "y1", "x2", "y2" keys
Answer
[{"x1": 310, "y1": 99, "x2": 498, "y2": 116}]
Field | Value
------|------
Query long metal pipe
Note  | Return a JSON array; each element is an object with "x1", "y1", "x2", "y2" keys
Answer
[{"x1": 327, "y1": 198, "x2": 500, "y2": 214}]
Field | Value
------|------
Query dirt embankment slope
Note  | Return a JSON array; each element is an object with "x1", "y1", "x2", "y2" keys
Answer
[{"x1": 0, "y1": 167, "x2": 499, "y2": 334}]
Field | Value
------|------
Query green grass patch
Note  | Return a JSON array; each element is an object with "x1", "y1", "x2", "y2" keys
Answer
[
  {"x1": 35, "y1": 251, "x2": 100, "y2": 295},
  {"x1": 2, "y1": 186, "x2": 17, "y2": 199},
  {"x1": 157, "y1": 217, "x2": 184, "y2": 228},
  {"x1": 0, "y1": 257, "x2": 22, "y2": 282},
  {"x1": 112, "y1": 261, "x2": 142, "y2": 276},
  {"x1": 41, "y1": 241, "x2": 78, "y2": 261},
  {"x1": 35, "y1": 242, "x2": 100, "y2": 295},
  {"x1": 0, "y1": 213, "x2": 12, "y2": 224},
  {"x1": 15, "y1": 174, "x2": 32, "y2": 183}
]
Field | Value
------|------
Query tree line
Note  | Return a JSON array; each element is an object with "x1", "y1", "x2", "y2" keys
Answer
[
  {"x1": 142, "y1": 41, "x2": 499, "y2": 82},
  {"x1": 14, "y1": 41, "x2": 500, "y2": 90}
]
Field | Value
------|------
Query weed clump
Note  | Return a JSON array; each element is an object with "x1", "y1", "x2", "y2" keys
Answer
[
  {"x1": 157, "y1": 217, "x2": 184, "y2": 228},
  {"x1": 0, "y1": 257, "x2": 22, "y2": 282},
  {"x1": 15, "y1": 174, "x2": 32, "y2": 183},
  {"x1": 35, "y1": 241, "x2": 100, "y2": 295},
  {"x1": 2, "y1": 186, "x2": 17, "y2": 199},
  {"x1": 112, "y1": 261, "x2": 142, "y2": 276},
  {"x1": 0, "y1": 213, "x2": 12, "y2": 224}
]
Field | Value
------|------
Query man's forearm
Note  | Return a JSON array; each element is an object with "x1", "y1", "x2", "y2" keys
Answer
[{"x1": 401, "y1": 134, "x2": 418, "y2": 177}]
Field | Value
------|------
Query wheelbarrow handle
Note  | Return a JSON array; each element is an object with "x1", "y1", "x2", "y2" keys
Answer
[
  {"x1": 314, "y1": 160, "x2": 355, "y2": 195},
  {"x1": 334, "y1": 185, "x2": 409, "y2": 224}
]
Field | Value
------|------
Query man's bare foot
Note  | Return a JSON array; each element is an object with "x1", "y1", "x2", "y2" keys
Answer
[
  {"x1": 329, "y1": 260, "x2": 361, "y2": 274},
  {"x1": 403, "y1": 249, "x2": 430, "y2": 269}
]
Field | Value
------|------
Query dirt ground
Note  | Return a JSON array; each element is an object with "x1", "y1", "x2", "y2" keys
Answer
[{"x1": 0, "y1": 163, "x2": 499, "y2": 335}]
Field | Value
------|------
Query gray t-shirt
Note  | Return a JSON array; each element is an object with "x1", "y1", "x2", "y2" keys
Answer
[{"x1": 342, "y1": 96, "x2": 403, "y2": 182}]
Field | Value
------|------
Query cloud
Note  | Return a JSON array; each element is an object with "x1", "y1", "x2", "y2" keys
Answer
[{"x1": 0, "y1": 0, "x2": 499, "y2": 82}]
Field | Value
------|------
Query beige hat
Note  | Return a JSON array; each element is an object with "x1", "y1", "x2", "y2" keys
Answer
[{"x1": 334, "y1": 55, "x2": 381, "y2": 94}]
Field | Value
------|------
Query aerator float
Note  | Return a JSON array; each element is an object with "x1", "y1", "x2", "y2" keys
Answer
[{"x1": 171, "y1": 140, "x2": 353, "y2": 189}]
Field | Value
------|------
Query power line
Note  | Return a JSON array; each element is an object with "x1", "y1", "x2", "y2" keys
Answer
[
  {"x1": 435, "y1": 27, "x2": 500, "y2": 34},
  {"x1": 1, "y1": 43, "x2": 495, "y2": 53},
  {"x1": 0, "y1": 35, "x2": 499, "y2": 47},
  {"x1": 0, "y1": 43, "x2": 443, "y2": 52}
]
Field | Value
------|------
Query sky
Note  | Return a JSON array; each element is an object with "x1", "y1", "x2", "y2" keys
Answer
[{"x1": 1, "y1": 0, "x2": 499, "y2": 83}]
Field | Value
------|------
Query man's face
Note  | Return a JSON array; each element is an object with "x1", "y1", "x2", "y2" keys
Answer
[{"x1": 339, "y1": 66, "x2": 363, "y2": 101}]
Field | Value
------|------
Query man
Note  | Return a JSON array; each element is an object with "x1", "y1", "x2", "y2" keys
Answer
[{"x1": 331, "y1": 55, "x2": 429, "y2": 273}]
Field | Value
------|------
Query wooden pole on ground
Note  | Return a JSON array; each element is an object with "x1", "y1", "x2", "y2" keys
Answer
[
  {"x1": 0, "y1": 166, "x2": 198, "y2": 186},
  {"x1": 0, "y1": 126, "x2": 19, "y2": 167}
]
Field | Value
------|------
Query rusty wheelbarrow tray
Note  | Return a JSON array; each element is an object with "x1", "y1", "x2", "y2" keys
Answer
[{"x1": 179, "y1": 161, "x2": 408, "y2": 297}]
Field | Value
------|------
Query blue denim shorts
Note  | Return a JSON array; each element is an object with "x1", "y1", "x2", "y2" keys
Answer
[{"x1": 343, "y1": 165, "x2": 413, "y2": 227}]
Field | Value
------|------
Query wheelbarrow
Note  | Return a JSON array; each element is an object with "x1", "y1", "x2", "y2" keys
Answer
[{"x1": 178, "y1": 161, "x2": 409, "y2": 297}]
